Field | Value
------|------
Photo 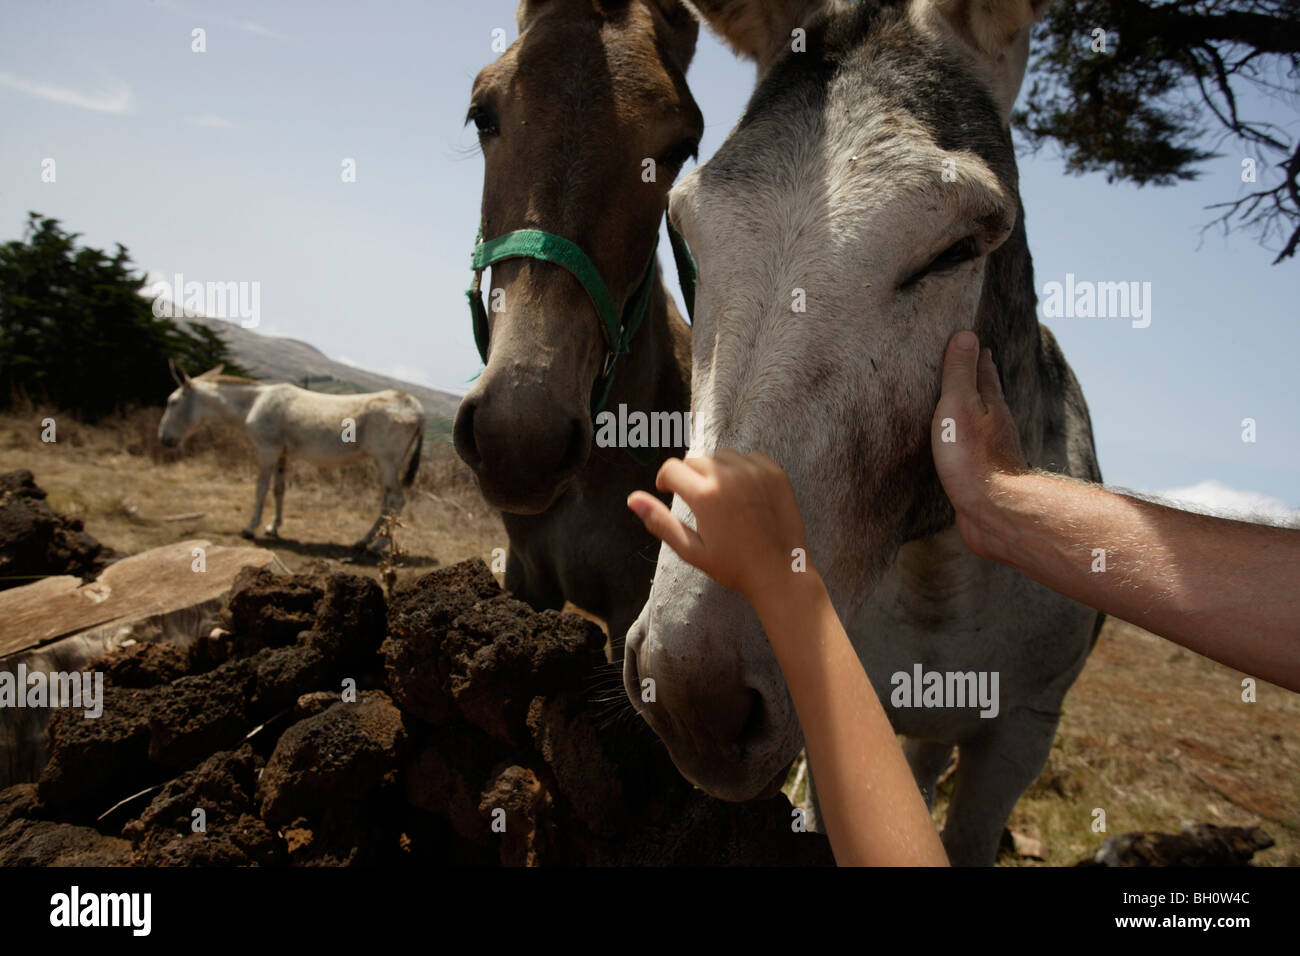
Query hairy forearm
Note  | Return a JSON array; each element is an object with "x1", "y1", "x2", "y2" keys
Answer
[
  {"x1": 966, "y1": 471, "x2": 1300, "y2": 691},
  {"x1": 753, "y1": 574, "x2": 949, "y2": 866}
]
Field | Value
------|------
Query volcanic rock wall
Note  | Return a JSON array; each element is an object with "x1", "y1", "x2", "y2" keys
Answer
[
  {"x1": 0, "y1": 469, "x2": 108, "y2": 591},
  {"x1": 0, "y1": 559, "x2": 833, "y2": 866}
]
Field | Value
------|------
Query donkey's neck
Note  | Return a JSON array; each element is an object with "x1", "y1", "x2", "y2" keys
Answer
[
  {"x1": 199, "y1": 382, "x2": 264, "y2": 424},
  {"x1": 601, "y1": 266, "x2": 692, "y2": 435}
]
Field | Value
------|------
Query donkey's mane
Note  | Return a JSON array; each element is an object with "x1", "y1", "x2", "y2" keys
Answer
[{"x1": 204, "y1": 373, "x2": 260, "y2": 385}]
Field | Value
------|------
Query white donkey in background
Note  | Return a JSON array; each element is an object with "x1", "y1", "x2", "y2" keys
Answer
[{"x1": 158, "y1": 361, "x2": 425, "y2": 549}]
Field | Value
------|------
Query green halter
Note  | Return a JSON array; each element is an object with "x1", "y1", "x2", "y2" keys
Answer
[{"x1": 466, "y1": 218, "x2": 696, "y2": 418}]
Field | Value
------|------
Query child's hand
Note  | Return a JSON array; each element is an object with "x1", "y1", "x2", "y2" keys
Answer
[{"x1": 627, "y1": 449, "x2": 809, "y2": 604}]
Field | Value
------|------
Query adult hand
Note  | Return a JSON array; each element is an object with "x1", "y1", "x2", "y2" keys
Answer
[{"x1": 930, "y1": 330, "x2": 1029, "y2": 555}]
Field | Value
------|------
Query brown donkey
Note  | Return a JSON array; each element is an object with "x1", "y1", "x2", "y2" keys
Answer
[{"x1": 455, "y1": 0, "x2": 702, "y2": 655}]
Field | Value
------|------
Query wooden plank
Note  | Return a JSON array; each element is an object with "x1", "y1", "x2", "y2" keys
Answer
[{"x1": 0, "y1": 540, "x2": 281, "y2": 657}]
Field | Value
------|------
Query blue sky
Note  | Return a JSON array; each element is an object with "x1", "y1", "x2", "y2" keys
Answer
[{"x1": 2, "y1": 0, "x2": 1296, "y2": 509}]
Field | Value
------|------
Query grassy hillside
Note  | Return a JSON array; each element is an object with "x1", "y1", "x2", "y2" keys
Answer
[{"x1": 180, "y1": 314, "x2": 460, "y2": 444}]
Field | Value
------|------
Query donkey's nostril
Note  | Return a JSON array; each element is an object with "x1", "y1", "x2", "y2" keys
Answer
[
  {"x1": 624, "y1": 650, "x2": 641, "y2": 695},
  {"x1": 552, "y1": 416, "x2": 589, "y2": 479},
  {"x1": 738, "y1": 689, "x2": 765, "y2": 744},
  {"x1": 686, "y1": 683, "x2": 759, "y2": 750},
  {"x1": 453, "y1": 396, "x2": 481, "y2": 468}
]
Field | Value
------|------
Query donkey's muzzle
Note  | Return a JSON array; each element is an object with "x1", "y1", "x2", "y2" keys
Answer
[
  {"x1": 623, "y1": 596, "x2": 796, "y2": 802},
  {"x1": 454, "y1": 387, "x2": 590, "y2": 514}
]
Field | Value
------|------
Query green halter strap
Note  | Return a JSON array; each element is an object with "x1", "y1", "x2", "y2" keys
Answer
[
  {"x1": 465, "y1": 219, "x2": 697, "y2": 463},
  {"x1": 667, "y1": 220, "x2": 696, "y2": 320}
]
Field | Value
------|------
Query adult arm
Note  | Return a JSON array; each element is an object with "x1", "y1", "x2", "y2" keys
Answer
[{"x1": 932, "y1": 330, "x2": 1300, "y2": 692}]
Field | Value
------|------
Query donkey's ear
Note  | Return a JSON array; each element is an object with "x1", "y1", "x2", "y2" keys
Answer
[
  {"x1": 912, "y1": 0, "x2": 1048, "y2": 121},
  {"x1": 168, "y1": 358, "x2": 191, "y2": 387},
  {"x1": 645, "y1": 0, "x2": 701, "y2": 73},
  {"x1": 196, "y1": 364, "x2": 224, "y2": 380},
  {"x1": 686, "y1": 0, "x2": 830, "y2": 75}
]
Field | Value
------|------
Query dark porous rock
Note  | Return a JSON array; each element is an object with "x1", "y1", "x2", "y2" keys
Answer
[
  {"x1": 524, "y1": 686, "x2": 734, "y2": 854},
  {"x1": 187, "y1": 627, "x2": 234, "y2": 673},
  {"x1": 0, "y1": 469, "x2": 110, "y2": 590},
  {"x1": 382, "y1": 560, "x2": 503, "y2": 726},
  {"x1": 256, "y1": 692, "x2": 408, "y2": 865},
  {"x1": 1087, "y1": 823, "x2": 1275, "y2": 867},
  {"x1": 37, "y1": 686, "x2": 156, "y2": 819},
  {"x1": 223, "y1": 566, "x2": 322, "y2": 654},
  {"x1": 146, "y1": 640, "x2": 339, "y2": 771},
  {"x1": 257, "y1": 692, "x2": 408, "y2": 821},
  {"x1": 0, "y1": 783, "x2": 38, "y2": 829},
  {"x1": 443, "y1": 601, "x2": 605, "y2": 744},
  {"x1": 123, "y1": 745, "x2": 282, "y2": 866},
  {"x1": 384, "y1": 559, "x2": 604, "y2": 743},
  {"x1": 479, "y1": 763, "x2": 556, "y2": 867},
  {"x1": 293, "y1": 691, "x2": 343, "y2": 722},
  {"x1": 604, "y1": 791, "x2": 835, "y2": 866},
  {"x1": 526, "y1": 694, "x2": 628, "y2": 839},
  {"x1": 395, "y1": 804, "x2": 499, "y2": 866},
  {"x1": 0, "y1": 819, "x2": 133, "y2": 866},
  {"x1": 411, "y1": 559, "x2": 503, "y2": 601},
  {"x1": 144, "y1": 659, "x2": 258, "y2": 770},
  {"x1": 299, "y1": 573, "x2": 386, "y2": 671},
  {"x1": 24, "y1": 551, "x2": 843, "y2": 868},
  {"x1": 250, "y1": 644, "x2": 329, "y2": 715},
  {"x1": 98, "y1": 641, "x2": 190, "y2": 688},
  {"x1": 405, "y1": 723, "x2": 503, "y2": 843},
  {"x1": 37, "y1": 609, "x2": 358, "y2": 821}
]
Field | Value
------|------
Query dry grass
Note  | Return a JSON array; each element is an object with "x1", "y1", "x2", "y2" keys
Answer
[
  {"x1": 2, "y1": 408, "x2": 1296, "y2": 866},
  {"x1": 0, "y1": 407, "x2": 505, "y2": 589},
  {"x1": 977, "y1": 618, "x2": 1300, "y2": 866}
]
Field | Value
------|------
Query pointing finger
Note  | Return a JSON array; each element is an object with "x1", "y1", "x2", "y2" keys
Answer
[{"x1": 627, "y1": 491, "x2": 704, "y2": 565}]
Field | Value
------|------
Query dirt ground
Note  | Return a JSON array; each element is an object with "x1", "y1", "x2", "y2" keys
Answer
[{"x1": 3, "y1": 408, "x2": 1295, "y2": 866}]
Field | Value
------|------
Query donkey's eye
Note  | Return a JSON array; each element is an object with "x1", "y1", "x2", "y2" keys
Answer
[
  {"x1": 901, "y1": 236, "x2": 978, "y2": 289},
  {"x1": 466, "y1": 104, "x2": 498, "y2": 137},
  {"x1": 657, "y1": 139, "x2": 699, "y2": 172}
]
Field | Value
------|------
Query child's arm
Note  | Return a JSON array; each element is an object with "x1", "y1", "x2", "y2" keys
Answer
[{"x1": 627, "y1": 451, "x2": 949, "y2": 866}]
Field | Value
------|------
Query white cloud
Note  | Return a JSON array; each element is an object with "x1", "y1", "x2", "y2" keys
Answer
[
  {"x1": 1153, "y1": 480, "x2": 1299, "y2": 527},
  {"x1": 0, "y1": 71, "x2": 130, "y2": 113}
]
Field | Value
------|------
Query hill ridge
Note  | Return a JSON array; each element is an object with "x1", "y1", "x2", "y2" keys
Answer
[{"x1": 178, "y1": 313, "x2": 463, "y2": 426}]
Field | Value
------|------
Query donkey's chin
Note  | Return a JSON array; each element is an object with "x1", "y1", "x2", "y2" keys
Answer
[
  {"x1": 473, "y1": 471, "x2": 574, "y2": 516},
  {"x1": 634, "y1": 701, "x2": 798, "y2": 801},
  {"x1": 668, "y1": 746, "x2": 795, "y2": 803}
]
